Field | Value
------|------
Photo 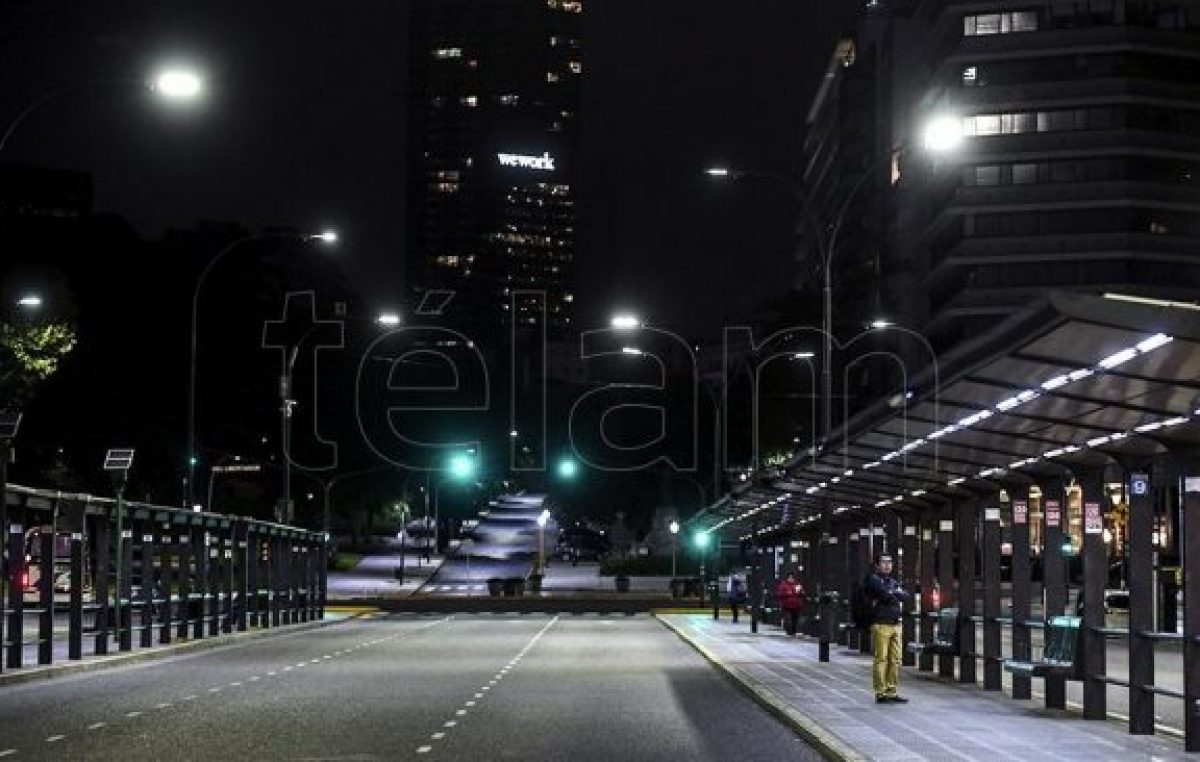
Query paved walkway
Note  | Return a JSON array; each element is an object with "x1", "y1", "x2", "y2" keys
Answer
[
  {"x1": 659, "y1": 614, "x2": 1190, "y2": 761},
  {"x1": 326, "y1": 546, "x2": 447, "y2": 599}
]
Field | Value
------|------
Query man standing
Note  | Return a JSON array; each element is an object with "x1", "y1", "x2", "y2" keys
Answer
[{"x1": 864, "y1": 553, "x2": 911, "y2": 703}]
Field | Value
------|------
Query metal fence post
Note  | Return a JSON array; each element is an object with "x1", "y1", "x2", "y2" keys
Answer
[
  {"x1": 957, "y1": 497, "x2": 978, "y2": 685},
  {"x1": 982, "y1": 494, "x2": 1002, "y2": 690}
]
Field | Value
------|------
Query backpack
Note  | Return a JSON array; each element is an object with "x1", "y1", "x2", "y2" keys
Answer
[{"x1": 850, "y1": 577, "x2": 874, "y2": 630}]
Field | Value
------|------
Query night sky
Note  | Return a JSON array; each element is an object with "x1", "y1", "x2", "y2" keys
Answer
[{"x1": 1, "y1": 0, "x2": 857, "y2": 338}]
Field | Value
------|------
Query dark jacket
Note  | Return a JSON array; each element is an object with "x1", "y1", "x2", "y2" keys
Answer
[{"x1": 864, "y1": 571, "x2": 910, "y2": 625}]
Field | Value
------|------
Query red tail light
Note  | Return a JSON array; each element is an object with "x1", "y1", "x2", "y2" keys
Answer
[
  {"x1": 20, "y1": 571, "x2": 29, "y2": 589},
  {"x1": 931, "y1": 588, "x2": 941, "y2": 609}
]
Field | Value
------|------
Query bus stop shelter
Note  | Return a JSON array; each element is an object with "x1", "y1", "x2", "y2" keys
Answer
[{"x1": 702, "y1": 292, "x2": 1200, "y2": 751}]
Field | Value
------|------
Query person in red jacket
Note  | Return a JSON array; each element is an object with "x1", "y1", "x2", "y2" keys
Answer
[{"x1": 775, "y1": 572, "x2": 805, "y2": 637}]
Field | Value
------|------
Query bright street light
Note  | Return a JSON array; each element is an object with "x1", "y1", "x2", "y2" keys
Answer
[
  {"x1": 694, "y1": 531, "x2": 710, "y2": 548},
  {"x1": 309, "y1": 230, "x2": 339, "y2": 244},
  {"x1": 870, "y1": 319, "x2": 893, "y2": 329},
  {"x1": 377, "y1": 312, "x2": 401, "y2": 327},
  {"x1": 152, "y1": 69, "x2": 204, "y2": 100},
  {"x1": 793, "y1": 351, "x2": 814, "y2": 359},
  {"x1": 610, "y1": 314, "x2": 642, "y2": 330},
  {"x1": 923, "y1": 114, "x2": 964, "y2": 154},
  {"x1": 621, "y1": 347, "x2": 644, "y2": 356},
  {"x1": 509, "y1": 430, "x2": 519, "y2": 438},
  {"x1": 669, "y1": 520, "x2": 680, "y2": 535},
  {"x1": 16, "y1": 295, "x2": 42, "y2": 308},
  {"x1": 704, "y1": 167, "x2": 730, "y2": 178}
]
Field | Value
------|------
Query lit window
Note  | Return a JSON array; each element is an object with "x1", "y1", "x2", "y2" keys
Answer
[
  {"x1": 962, "y1": 66, "x2": 977, "y2": 85},
  {"x1": 433, "y1": 47, "x2": 462, "y2": 59},
  {"x1": 568, "y1": 61, "x2": 582, "y2": 74},
  {"x1": 497, "y1": 94, "x2": 520, "y2": 106},
  {"x1": 461, "y1": 95, "x2": 478, "y2": 107},
  {"x1": 964, "y1": 11, "x2": 1037, "y2": 36},
  {"x1": 546, "y1": 71, "x2": 560, "y2": 83}
]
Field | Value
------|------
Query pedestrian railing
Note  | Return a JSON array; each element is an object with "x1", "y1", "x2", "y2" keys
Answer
[{"x1": 1, "y1": 483, "x2": 327, "y2": 674}]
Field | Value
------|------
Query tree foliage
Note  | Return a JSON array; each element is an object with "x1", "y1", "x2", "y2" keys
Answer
[{"x1": 0, "y1": 320, "x2": 77, "y2": 407}]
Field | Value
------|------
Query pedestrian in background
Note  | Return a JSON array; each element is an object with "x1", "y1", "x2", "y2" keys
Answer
[
  {"x1": 864, "y1": 553, "x2": 912, "y2": 703},
  {"x1": 727, "y1": 569, "x2": 746, "y2": 624},
  {"x1": 775, "y1": 572, "x2": 805, "y2": 636}
]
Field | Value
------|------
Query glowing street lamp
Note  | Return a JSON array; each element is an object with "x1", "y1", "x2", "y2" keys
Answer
[
  {"x1": 610, "y1": 314, "x2": 642, "y2": 330},
  {"x1": 376, "y1": 312, "x2": 401, "y2": 327},
  {"x1": 152, "y1": 69, "x2": 204, "y2": 100},
  {"x1": 16, "y1": 295, "x2": 42, "y2": 309},
  {"x1": 923, "y1": 114, "x2": 964, "y2": 154}
]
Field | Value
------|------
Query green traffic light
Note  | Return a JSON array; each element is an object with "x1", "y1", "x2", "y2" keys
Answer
[
  {"x1": 189, "y1": 456, "x2": 198, "y2": 466},
  {"x1": 557, "y1": 458, "x2": 578, "y2": 479},
  {"x1": 449, "y1": 453, "x2": 476, "y2": 479}
]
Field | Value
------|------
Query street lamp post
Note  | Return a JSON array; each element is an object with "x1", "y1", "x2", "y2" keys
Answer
[
  {"x1": 706, "y1": 115, "x2": 962, "y2": 448},
  {"x1": 669, "y1": 520, "x2": 680, "y2": 578},
  {"x1": 188, "y1": 230, "x2": 336, "y2": 510},
  {"x1": 537, "y1": 509, "x2": 550, "y2": 574}
]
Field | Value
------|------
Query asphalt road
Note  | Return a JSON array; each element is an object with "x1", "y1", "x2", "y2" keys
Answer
[{"x1": 0, "y1": 614, "x2": 818, "y2": 760}]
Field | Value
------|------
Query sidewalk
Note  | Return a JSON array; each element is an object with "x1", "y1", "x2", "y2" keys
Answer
[
  {"x1": 326, "y1": 547, "x2": 446, "y2": 599},
  {"x1": 658, "y1": 614, "x2": 1190, "y2": 761}
]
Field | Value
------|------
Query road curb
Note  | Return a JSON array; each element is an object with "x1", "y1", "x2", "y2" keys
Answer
[
  {"x1": 0, "y1": 613, "x2": 363, "y2": 689},
  {"x1": 655, "y1": 615, "x2": 863, "y2": 762}
]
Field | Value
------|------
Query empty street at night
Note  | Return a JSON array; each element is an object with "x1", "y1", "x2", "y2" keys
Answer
[{"x1": 0, "y1": 613, "x2": 817, "y2": 760}]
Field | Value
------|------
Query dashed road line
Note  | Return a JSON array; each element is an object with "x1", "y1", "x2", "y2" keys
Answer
[
  {"x1": 45, "y1": 735, "x2": 65, "y2": 743},
  {"x1": 416, "y1": 745, "x2": 432, "y2": 754},
  {"x1": 0, "y1": 749, "x2": 16, "y2": 757},
  {"x1": 126, "y1": 711, "x2": 143, "y2": 718},
  {"x1": 88, "y1": 722, "x2": 106, "y2": 731}
]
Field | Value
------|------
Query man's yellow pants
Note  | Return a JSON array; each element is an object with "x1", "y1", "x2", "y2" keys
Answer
[{"x1": 871, "y1": 623, "x2": 901, "y2": 698}]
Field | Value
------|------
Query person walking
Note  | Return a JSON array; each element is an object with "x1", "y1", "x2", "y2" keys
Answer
[
  {"x1": 727, "y1": 569, "x2": 746, "y2": 624},
  {"x1": 864, "y1": 553, "x2": 911, "y2": 704},
  {"x1": 775, "y1": 572, "x2": 805, "y2": 637}
]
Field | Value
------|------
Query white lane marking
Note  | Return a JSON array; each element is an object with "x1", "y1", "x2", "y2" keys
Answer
[
  {"x1": 444, "y1": 721, "x2": 457, "y2": 728},
  {"x1": 182, "y1": 695, "x2": 198, "y2": 702},
  {"x1": 416, "y1": 746, "x2": 432, "y2": 754},
  {"x1": 88, "y1": 722, "x2": 107, "y2": 730},
  {"x1": 474, "y1": 693, "x2": 483, "y2": 699},
  {"x1": 0, "y1": 750, "x2": 15, "y2": 757},
  {"x1": 432, "y1": 733, "x2": 445, "y2": 740},
  {"x1": 465, "y1": 701, "x2": 476, "y2": 707},
  {"x1": 229, "y1": 682, "x2": 242, "y2": 687},
  {"x1": 46, "y1": 735, "x2": 65, "y2": 743},
  {"x1": 208, "y1": 688, "x2": 222, "y2": 693},
  {"x1": 482, "y1": 686, "x2": 491, "y2": 691},
  {"x1": 310, "y1": 659, "x2": 321, "y2": 664},
  {"x1": 126, "y1": 711, "x2": 143, "y2": 718},
  {"x1": 455, "y1": 709, "x2": 467, "y2": 716},
  {"x1": 249, "y1": 676, "x2": 261, "y2": 682},
  {"x1": 156, "y1": 703, "x2": 172, "y2": 709},
  {"x1": 268, "y1": 671, "x2": 277, "y2": 676}
]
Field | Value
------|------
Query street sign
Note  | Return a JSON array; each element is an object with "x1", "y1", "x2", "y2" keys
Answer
[
  {"x1": 212, "y1": 464, "x2": 262, "y2": 474},
  {"x1": 1046, "y1": 500, "x2": 1061, "y2": 527},
  {"x1": 1013, "y1": 500, "x2": 1028, "y2": 524},
  {"x1": 1084, "y1": 501, "x2": 1103, "y2": 534},
  {"x1": 103, "y1": 448, "x2": 135, "y2": 471}
]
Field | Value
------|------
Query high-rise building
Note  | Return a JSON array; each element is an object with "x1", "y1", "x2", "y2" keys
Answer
[
  {"x1": 802, "y1": 0, "x2": 1200, "y2": 355},
  {"x1": 407, "y1": 0, "x2": 582, "y2": 345},
  {"x1": 907, "y1": 0, "x2": 1200, "y2": 349}
]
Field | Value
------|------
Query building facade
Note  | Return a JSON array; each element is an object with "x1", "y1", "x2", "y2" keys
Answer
[
  {"x1": 908, "y1": 0, "x2": 1200, "y2": 348},
  {"x1": 803, "y1": 0, "x2": 1200, "y2": 354},
  {"x1": 408, "y1": 0, "x2": 582, "y2": 346}
]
